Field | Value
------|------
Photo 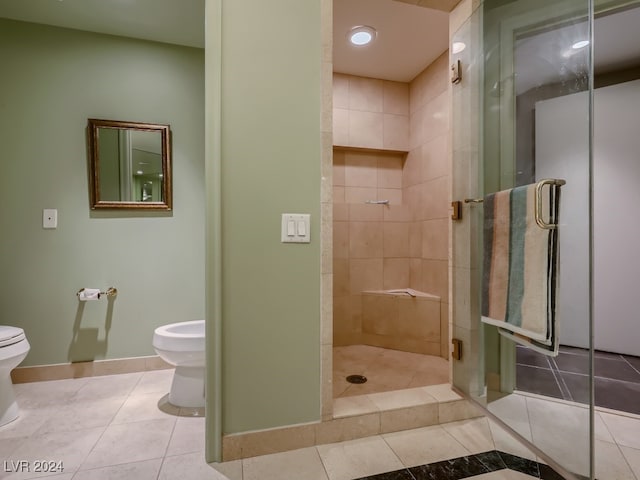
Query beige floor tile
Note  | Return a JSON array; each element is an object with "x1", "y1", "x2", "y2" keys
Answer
[
  {"x1": 620, "y1": 445, "x2": 640, "y2": 479},
  {"x1": 71, "y1": 459, "x2": 162, "y2": 480},
  {"x1": 486, "y1": 394, "x2": 533, "y2": 442},
  {"x1": 158, "y1": 452, "x2": 230, "y2": 480},
  {"x1": 73, "y1": 373, "x2": 143, "y2": 401},
  {"x1": 408, "y1": 369, "x2": 449, "y2": 388},
  {"x1": 165, "y1": 416, "x2": 205, "y2": 456},
  {"x1": 441, "y1": 417, "x2": 495, "y2": 454},
  {"x1": 422, "y1": 384, "x2": 462, "y2": 402},
  {"x1": 382, "y1": 424, "x2": 470, "y2": 467},
  {"x1": 243, "y1": 447, "x2": 329, "y2": 480},
  {"x1": 595, "y1": 439, "x2": 636, "y2": 480},
  {"x1": 130, "y1": 369, "x2": 174, "y2": 396},
  {"x1": 6, "y1": 427, "x2": 104, "y2": 479},
  {"x1": 0, "y1": 407, "x2": 54, "y2": 440},
  {"x1": 0, "y1": 436, "x2": 27, "y2": 462},
  {"x1": 14, "y1": 378, "x2": 88, "y2": 408},
  {"x1": 317, "y1": 436, "x2": 404, "y2": 480},
  {"x1": 600, "y1": 411, "x2": 640, "y2": 450},
  {"x1": 111, "y1": 393, "x2": 178, "y2": 424},
  {"x1": 368, "y1": 387, "x2": 437, "y2": 411},
  {"x1": 35, "y1": 396, "x2": 126, "y2": 434},
  {"x1": 333, "y1": 395, "x2": 379, "y2": 418},
  {"x1": 80, "y1": 418, "x2": 175, "y2": 470},
  {"x1": 334, "y1": 346, "x2": 449, "y2": 398},
  {"x1": 595, "y1": 411, "x2": 616, "y2": 443},
  {"x1": 525, "y1": 396, "x2": 590, "y2": 477},
  {"x1": 487, "y1": 420, "x2": 536, "y2": 462},
  {"x1": 210, "y1": 460, "x2": 243, "y2": 480}
]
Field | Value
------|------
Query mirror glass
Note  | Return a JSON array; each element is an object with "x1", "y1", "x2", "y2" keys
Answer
[{"x1": 88, "y1": 119, "x2": 172, "y2": 209}]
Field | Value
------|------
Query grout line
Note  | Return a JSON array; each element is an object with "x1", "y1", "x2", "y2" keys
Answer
[
  {"x1": 621, "y1": 356, "x2": 640, "y2": 377},
  {"x1": 380, "y1": 431, "x2": 410, "y2": 470}
]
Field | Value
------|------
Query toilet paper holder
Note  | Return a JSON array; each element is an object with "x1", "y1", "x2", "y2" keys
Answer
[{"x1": 76, "y1": 287, "x2": 118, "y2": 299}]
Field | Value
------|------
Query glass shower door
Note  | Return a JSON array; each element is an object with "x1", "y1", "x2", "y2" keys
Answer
[{"x1": 463, "y1": 0, "x2": 595, "y2": 478}]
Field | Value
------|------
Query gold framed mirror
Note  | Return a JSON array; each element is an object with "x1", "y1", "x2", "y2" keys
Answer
[{"x1": 88, "y1": 118, "x2": 172, "y2": 210}]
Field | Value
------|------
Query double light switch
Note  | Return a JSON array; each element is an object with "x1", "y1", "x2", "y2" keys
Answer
[{"x1": 281, "y1": 214, "x2": 310, "y2": 243}]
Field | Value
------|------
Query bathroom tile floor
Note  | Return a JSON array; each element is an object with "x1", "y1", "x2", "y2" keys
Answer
[
  {"x1": 516, "y1": 345, "x2": 640, "y2": 415},
  {"x1": 333, "y1": 345, "x2": 449, "y2": 398},
  {"x1": 2, "y1": 368, "x2": 640, "y2": 479}
]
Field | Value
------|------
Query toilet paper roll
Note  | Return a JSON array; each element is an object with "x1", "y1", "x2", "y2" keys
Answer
[{"x1": 79, "y1": 288, "x2": 101, "y2": 301}]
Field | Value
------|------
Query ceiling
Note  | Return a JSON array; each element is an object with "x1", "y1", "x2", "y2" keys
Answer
[
  {"x1": 0, "y1": 0, "x2": 449, "y2": 84},
  {"x1": 0, "y1": 0, "x2": 205, "y2": 48},
  {"x1": 0, "y1": 0, "x2": 637, "y2": 89},
  {"x1": 333, "y1": 0, "x2": 450, "y2": 82}
]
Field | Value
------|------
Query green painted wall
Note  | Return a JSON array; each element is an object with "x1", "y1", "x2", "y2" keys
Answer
[
  {"x1": 0, "y1": 19, "x2": 205, "y2": 366},
  {"x1": 208, "y1": 0, "x2": 322, "y2": 435}
]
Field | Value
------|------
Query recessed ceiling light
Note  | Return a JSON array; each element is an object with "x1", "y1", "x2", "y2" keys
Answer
[
  {"x1": 572, "y1": 40, "x2": 590, "y2": 49},
  {"x1": 452, "y1": 42, "x2": 466, "y2": 54},
  {"x1": 136, "y1": 170, "x2": 143, "y2": 175},
  {"x1": 348, "y1": 26, "x2": 376, "y2": 46}
]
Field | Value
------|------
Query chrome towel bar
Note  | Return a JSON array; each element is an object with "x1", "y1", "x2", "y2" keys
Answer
[{"x1": 461, "y1": 178, "x2": 566, "y2": 230}]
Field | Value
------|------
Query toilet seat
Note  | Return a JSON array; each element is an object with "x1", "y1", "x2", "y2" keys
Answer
[{"x1": 0, "y1": 326, "x2": 26, "y2": 348}]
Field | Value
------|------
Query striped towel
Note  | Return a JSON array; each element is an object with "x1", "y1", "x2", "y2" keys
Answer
[{"x1": 481, "y1": 183, "x2": 560, "y2": 354}]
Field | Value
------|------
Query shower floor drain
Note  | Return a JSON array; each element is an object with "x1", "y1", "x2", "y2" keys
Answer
[{"x1": 346, "y1": 374, "x2": 367, "y2": 384}]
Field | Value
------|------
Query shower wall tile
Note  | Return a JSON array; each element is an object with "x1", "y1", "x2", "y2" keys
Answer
[
  {"x1": 349, "y1": 203, "x2": 384, "y2": 221},
  {"x1": 409, "y1": 222, "x2": 423, "y2": 258},
  {"x1": 409, "y1": 258, "x2": 423, "y2": 291},
  {"x1": 396, "y1": 296, "x2": 440, "y2": 341},
  {"x1": 333, "y1": 108, "x2": 349, "y2": 146},
  {"x1": 383, "y1": 222, "x2": 410, "y2": 258},
  {"x1": 334, "y1": 202, "x2": 348, "y2": 221},
  {"x1": 384, "y1": 205, "x2": 413, "y2": 222},
  {"x1": 333, "y1": 259, "x2": 350, "y2": 296},
  {"x1": 333, "y1": 73, "x2": 350, "y2": 109},
  {"x1": 422, "y1": 135, "x2": 449, "y2": 182},
  {"x1": 349, "y1": 76, "x2": 384, "y2": 112},
  {"x1": 333, "y1": 73, "x2": 409, "y2": 151},
  {"x1": 377, "y1": 188, "x2": 402, "y2": 206},
  {"x1": 404, "y1": 184, "x2": 422, "y2": 219},
  {"x1": 345, "y1": 152, "x2": 378, "y2": 187},
  {"x1": 350, "y1": 259, "x2": 384, "y2": 294},
  {"x1": 378, "y1": 156, "x2": 404, "y2": 188},
  {"x1": 334, "y1": 295, "x2": 363, "y2": 339},
  {"x1": 334, "y1": 150, "x2": 346, "y2": 185},
  {"x1": 334, "y1": 221, "x2": 349, "y2": 259},
  {"x1": 421, "y1": 259, "x2": 449, "y2": 301},
  {"x1": 403, "y1": 147, "x2": 422, "y2": 188},
  {"x1": 441, "y1": 302, "x2": 450, "y2": 360},
  {"x1": 421, "y1": 176, "x2": 451, "y2": 220},
  {"x1": 383, "y1": 80, "x2": 410, "y2": 116},
  {"x1": 349, "y1": 110, "x2": 384, "y2": 149},
  {"x1": 383, "y1": 258, "x2": 410, "y2": 290},
  {"x1": 383, "y1": 114, "x2": 410, "y2": 151},
  {"x1": 409, "y1": 110, "x2": 425, "y2": 151},
  {"x1": 410, "y1": 51, "x2": 449, "y2": 114},
  {"x1": 345, "y1": 186, "x2": 378, "y2": 204},
  {"x1": 421, "y1": 92, "x2": 450, "y2": 144},
  {"x1": 349, "y1": 222, "x2": 384, "y2": 259},
  {"x1": 422, "y1": 218, "x2": 449, "y2": 260},
  {"x1": 362, "y1": 294, "x2": 400, "y2": 335}
]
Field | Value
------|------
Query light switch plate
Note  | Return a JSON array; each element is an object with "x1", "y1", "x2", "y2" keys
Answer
[
  {"x1": 43, "y1": 209, "x2": 57, "y2": 229},
  {"x1": 281, "y1": 213, "x2": 310, "y2": 243}
]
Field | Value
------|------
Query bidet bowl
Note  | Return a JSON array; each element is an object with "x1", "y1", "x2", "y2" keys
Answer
[{"x1": 152, "y1": 320, "x2": 205, "y2": 408}]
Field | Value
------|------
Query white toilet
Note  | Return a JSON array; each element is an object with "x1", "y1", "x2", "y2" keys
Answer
[
  {"x1": 0, "y1": 326, "x2": 30, "y2": 426},
  {"x1": 152, "y1": 320, "x2": 205, "y2": 408}
]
